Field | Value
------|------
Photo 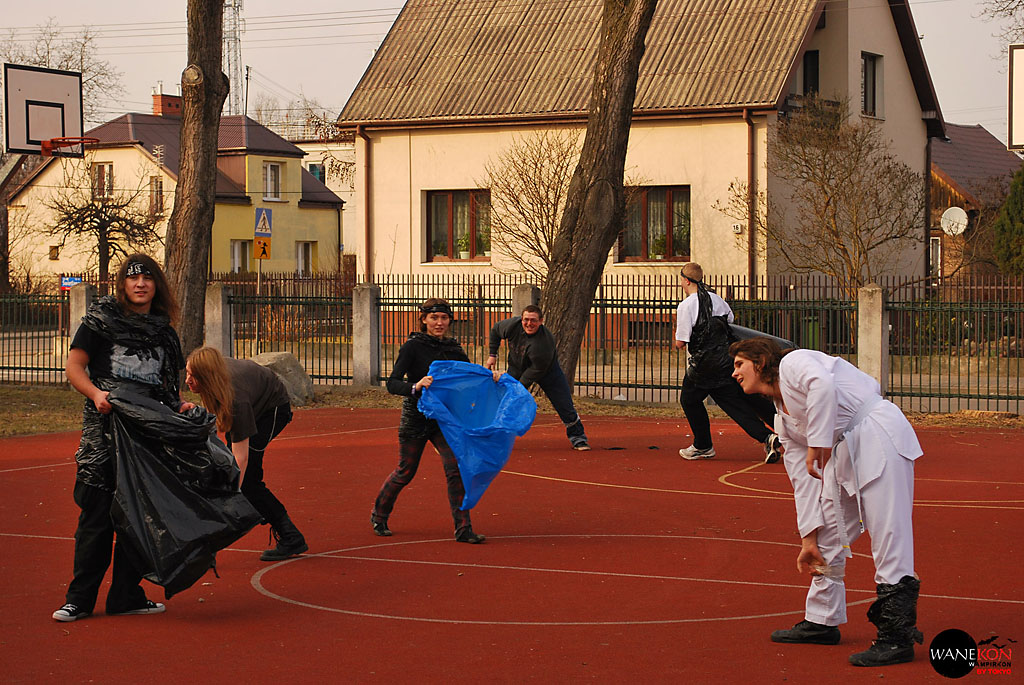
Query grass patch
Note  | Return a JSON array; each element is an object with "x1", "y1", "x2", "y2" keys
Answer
[{"x1": 0, "y1": 383, "x2": 1019, "y2": 438}]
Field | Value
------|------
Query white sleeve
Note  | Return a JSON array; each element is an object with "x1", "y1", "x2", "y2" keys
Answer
[
  {"x1": 776, "y1": 416, "x2": 826, "y2": 538},
  {"x1": 783, "y1": 353, "x2": 837, "y2": 449},
  {"x1": 675, "y1": 299, "x2": 694, "y2": 343}
]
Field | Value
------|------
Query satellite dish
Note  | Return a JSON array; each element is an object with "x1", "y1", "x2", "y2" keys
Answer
[{"x1": 940, "y1": 206, "x2": 968, "y2": 236}]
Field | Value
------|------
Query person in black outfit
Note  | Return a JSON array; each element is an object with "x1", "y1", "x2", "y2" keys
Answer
[
  {"x1": 54, "y1": 254, "x2": 182, "y2": 622},
  {"x1": 184, "y1": 346, "x2": 308, "y2": 562},
  {"x1": 674, "y1": 262, "x2": 780, "y2": 463},
  {"x1": 485, "y1": 305, "x2": 589, "y2": 450},
  {"x1": 371, "y1": 298, "x2": 487, "y2": 544}
]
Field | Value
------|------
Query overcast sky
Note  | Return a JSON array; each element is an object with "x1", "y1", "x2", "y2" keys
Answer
[{"x1": 0, "y1": 0, "x2": 1012, "y2": 141}]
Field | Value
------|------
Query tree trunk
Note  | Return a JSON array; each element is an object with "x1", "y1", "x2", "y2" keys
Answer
[
  {"x1": 541, "y1": 0, "x2": 657, "y2": 385},
  {"x1": 165, "y1": 0, "x2": 228, "y2": 353}
]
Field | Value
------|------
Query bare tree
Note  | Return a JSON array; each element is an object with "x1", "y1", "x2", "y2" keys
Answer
[
  {"x1": 165, "y1": 0, "x2": 229, "y2": 354},
  {"x1": 481, "y1": 129, "x2": 582, "y2": 285},
  {"x1": 541, "y1": 0, "x2": 658, "y2": 385},
  {"x1": 978, "y1": 0, "x2": 1024, "y2": 45},
  {"x1": 45, "y1": 158, "x2": 162, "y2": 283},
  {"x1": 716, "y1": 96, "x2": 925, "y2": 299}
]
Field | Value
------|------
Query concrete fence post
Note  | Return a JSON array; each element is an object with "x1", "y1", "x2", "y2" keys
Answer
[
  {"x1": 512, "y1": 283, "x2": 541, "y2": 316},
  {"x1": 204, "y1": 283, "x2": 233, "y2": 357},
  {"x1": 353, "y1": 283, "x2": 381, "y2": 386},
  {"x1": 69, "y1": 283, "x2": 97, "y2": 342},
  {"x1": 857, "y1": 283, "x2": 889, "y2": 393}
]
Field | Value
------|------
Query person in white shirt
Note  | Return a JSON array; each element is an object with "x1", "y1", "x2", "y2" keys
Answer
[
  {"x1": 673, "y1": 263, "x2": 780, "y2": 463},
  {"x1": 730, "y1": 337, "x2": 924, "y2": 668}
]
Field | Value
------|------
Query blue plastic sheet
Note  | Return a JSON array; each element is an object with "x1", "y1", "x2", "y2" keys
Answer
[{"x1": 418, "y1": 360, "x2": 537, "y2": 509}]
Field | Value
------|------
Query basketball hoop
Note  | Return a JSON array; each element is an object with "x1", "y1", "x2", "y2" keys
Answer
[{"x1": 40, "y1": 137, "x2": 99, "y2": 158}]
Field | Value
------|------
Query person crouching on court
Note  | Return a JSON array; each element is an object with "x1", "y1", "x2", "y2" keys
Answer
[
  {"x1": 371, "y1": 298, "x2": 486, "y2": 544},
  {"x1": 185, "y1": 347, "x2": 309, "y2": 561},
  {"x1": 729, "y1": 337, "x2": 924, "y2": 667}
]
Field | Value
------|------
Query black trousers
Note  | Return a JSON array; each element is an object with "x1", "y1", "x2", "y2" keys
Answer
[
  {"x1": 65, "y1": 480, "x2": 148, "y2": 614},
  {"x1": 234, "y1": 403, "x2": 293, "y2": 528},
  {"x1": 680, "y1": 376, "x2": 776, "y2": 450}
]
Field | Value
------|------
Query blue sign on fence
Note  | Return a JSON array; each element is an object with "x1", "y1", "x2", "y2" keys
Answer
[{"x1": 60, "y1": 276, "x2": 82, "y2": 290}]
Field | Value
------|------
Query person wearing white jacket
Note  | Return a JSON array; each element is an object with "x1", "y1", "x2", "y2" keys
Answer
[{"x1": 729, "y1": 337, "x2": 924, "y2": 668}]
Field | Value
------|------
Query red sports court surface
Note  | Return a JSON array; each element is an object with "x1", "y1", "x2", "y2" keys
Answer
[{"x1": 1, "y1": 409, "x2": 1021, "y2": 682}]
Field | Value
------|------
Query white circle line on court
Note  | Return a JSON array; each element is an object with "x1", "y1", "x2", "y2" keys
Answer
[{"x1": 250, "y1": 533, "x2": 1024, "y2": 625}]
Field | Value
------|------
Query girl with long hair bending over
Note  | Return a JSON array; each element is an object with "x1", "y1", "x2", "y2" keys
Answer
[{"x1": 185, "y1": 346, "x2": 308, "y2": 561}]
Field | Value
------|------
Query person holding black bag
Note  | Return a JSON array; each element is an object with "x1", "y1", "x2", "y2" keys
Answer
[
  {"x1": 673, "y1": 262, "x2": 780, "y2": 463},
  {"x1": 54, "y1": 254, "x2": 182, "y2": 622}
]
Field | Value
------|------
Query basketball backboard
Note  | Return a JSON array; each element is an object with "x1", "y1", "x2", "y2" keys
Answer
[{"x1": 2, "y1": 63, "x2": 84, "y2": 157}]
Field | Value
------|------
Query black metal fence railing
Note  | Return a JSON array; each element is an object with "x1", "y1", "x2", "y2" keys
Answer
[
  {"x1": 4, "y1": 272, "x2": 1023, "y2": 414},
  {"x1": 222, "y1": 273, "x2": 356, "y2": 382},
  {"x1": 0, "y1": 292, "x2": 71, "y2": 384}
]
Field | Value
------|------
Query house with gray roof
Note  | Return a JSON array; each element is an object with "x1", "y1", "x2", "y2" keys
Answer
[
  {"x1": 7, "y1": 92, "x2": 344, "y2": 282},
  {"x1": 338, "y1": 0, "x2": 944, "y2": 281}
]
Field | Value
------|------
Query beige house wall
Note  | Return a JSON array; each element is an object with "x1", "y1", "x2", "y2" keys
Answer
[
  {"x1": 358, "y1": 118, "x2": 768, "y2": 280},
  {"x1": 296, "y1": 141, "x2": 357, "y2": 256},
  {"x1": 7, "y1": 148, "x2": 171, "y2": 285}
]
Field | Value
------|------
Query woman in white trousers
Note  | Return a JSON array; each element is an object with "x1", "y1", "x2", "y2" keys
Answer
[{"x1": 729, "y1": 338, "x2": 924, "y2": 667}]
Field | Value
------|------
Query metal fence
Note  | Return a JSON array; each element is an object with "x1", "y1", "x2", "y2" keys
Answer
[
  {"x1": 3, "y1": 272, "x2": 1022, "y2": 414},
  {"x1": 885, "y1": 275, "x2": 1024, "y2": 413},
  {"x1": 221, "y1": 272, "x2": 356, "y2": 382},
  {"x1": 0, "y1": 292, "x2": 71, "y2": 384}
]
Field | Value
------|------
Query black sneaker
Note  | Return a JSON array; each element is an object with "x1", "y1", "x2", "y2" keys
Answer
[
  {"x1": 52, "y1": 603, "x2": 90, "y2": 622},
  {"x1": 771, "y1": 619, "x2": 841, "y2": 645},
  {"x1": 764, "y1": 433, "x2": 782, "y2": 464},
  {"x1": 849, "y1": 641, "x2": 916, "y2": 667},
  {"x1": 108, "y1": 599, "x2": 165, "y2": 616},
  {"x1": 455, "y1": 528, "x2": 486, "y2": 544},
  {"x1": 371, "y1": 518, "x2": 392, "y2": 537}
]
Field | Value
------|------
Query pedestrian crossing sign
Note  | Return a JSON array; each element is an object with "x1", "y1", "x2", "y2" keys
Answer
[{"x1": 254, "y1": 208, "x2": 272, "y2": 236}]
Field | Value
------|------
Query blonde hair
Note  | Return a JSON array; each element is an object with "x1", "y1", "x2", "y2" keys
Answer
[
  {"x1": 187, "y1": 346, "x2": 234, "y2": 433},
  {"x1": 680, "y1": 262, "x2": 704, "y2": 282}
]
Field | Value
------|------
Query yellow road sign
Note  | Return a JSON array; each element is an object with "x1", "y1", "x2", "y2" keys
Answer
[{"x1": 255, "y1": 237, "x2": 271, "y2": 259}]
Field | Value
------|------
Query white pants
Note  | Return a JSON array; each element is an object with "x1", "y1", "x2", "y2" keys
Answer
[{"x1": 804, "y1": 451, "x2": 916, "y2": 626}]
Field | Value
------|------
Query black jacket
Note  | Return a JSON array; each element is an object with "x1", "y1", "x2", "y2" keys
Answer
[
  {"x1": 388, "y1": 332, "x2": 469, "y2": 440},
  {"x1": 488, "y1": 317, "x2": 557, "y2": 386}
]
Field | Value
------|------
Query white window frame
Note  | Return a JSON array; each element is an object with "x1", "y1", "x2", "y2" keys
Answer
[
  {"x1": 929, "y1": 235, "x2": 942, "y2": 280},
  {"x1": 263, "y1": 162, "x2": 282, "y2": 200},
  {"x1": 861, "y1": 52, "x2": 883, "y2": 118},
  {"x1": 296, "y1": 241, "x2": 315, "y2": 276},
  {"x1": 230, "y1": 239, "x2": 252, "y2": 273},
  {"x1": 92, "y1": 162, "x2": 114, "y2": 201}
]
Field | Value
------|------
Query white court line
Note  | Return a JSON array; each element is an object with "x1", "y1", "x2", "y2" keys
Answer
[{"x1": 250, "y1": 534, "x2": 1023, "y2": 625}]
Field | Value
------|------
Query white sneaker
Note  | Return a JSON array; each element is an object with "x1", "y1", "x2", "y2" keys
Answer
[{"x1": 679, "y1": 445, "x2": 716, "y2": 460}]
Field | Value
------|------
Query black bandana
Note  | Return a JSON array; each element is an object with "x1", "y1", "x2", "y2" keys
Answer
[
  {"x1": 420, "y1": 302, "x2": 454, "y2": 318},
  {"x1": 126, "y1": 261, "x2": 153, "y2": 277}
]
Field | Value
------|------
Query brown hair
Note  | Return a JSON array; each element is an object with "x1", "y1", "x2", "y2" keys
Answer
[
  {"x1": 680, "y1": 262, "x2": 704, "y2": 283},
  {"x1": 729, "y1": 337, "x2": 786, "y2": 386},
  {"x1": 186, "y1": 346, "x2": 234, "y2": 433},
  {"x1": 115, "y1": 253, "x2": 180, "y2": 324},
  {"x1": 419, "y1": 297, "x2": 453, "y2": 331},
  {"x1": 521, "y1": 304, "x2": 543, "y2": 318}
]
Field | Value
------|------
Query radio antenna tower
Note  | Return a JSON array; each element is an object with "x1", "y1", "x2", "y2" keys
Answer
[{"x1": 223, "y1": 0, "x2": 245, "y2": 115}]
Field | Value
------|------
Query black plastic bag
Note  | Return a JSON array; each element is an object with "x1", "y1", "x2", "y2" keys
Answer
[{"x1": 107, "y1": 387, "x2": 260, "y2": 599}]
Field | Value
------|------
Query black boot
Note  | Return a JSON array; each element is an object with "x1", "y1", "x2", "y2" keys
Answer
[
  {"x1": 849, "y1": 575, "x2": 924, "y2": 667},
  {"x1": 260, "y1": 514, "x2": 309, "y2": 561}
]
